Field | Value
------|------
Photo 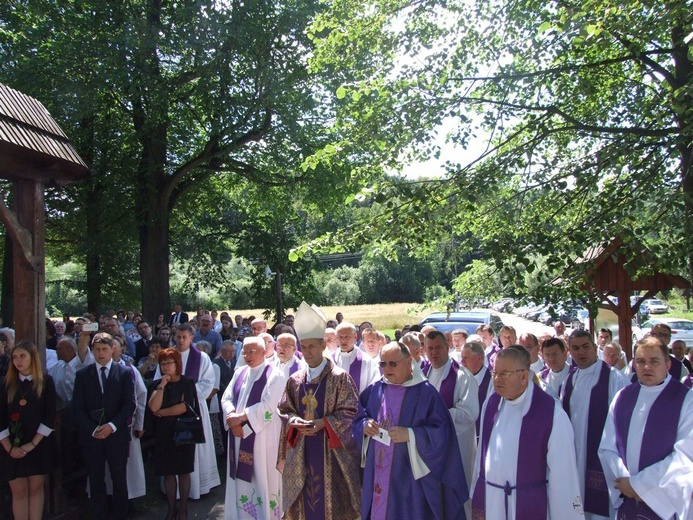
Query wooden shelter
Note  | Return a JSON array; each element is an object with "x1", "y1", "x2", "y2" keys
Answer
[
  {"x1": 0, "y1": 82, "x2": 89, "y2": 354},
  {"x1": 578, "y1": 237, "x2": 690, "y2": 358}
]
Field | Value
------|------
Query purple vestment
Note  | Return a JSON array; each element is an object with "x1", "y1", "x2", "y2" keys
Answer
[
  {"x1": 475, "y1": 369, "x2": 492, "y2": 438},
  {"x1": 472, "y1": 384, "x2": 554, "y2": 520},
  {"x1": 333, "y1": 349, "x2": 363, "y2": 390},
  {"x1": 612, "y1": 377, "x2": 689, "y2": 520},
  {"x1": 229, "y1": 364, "x2": 272, "y2": 482},
  {"x1": 299, "y1": 377, "x2": 328, "y2": 520},
  {"x1": 562, "y1": 362, "x2": 611, "y2": 517},
  {"x1": 353, "y1": 380, "x2": 468, "y2": 520},
  {"x1": 422, "y1": 360, "x2": 459, "y2": 408},
  {"x1": 185, "y1": 346, "x2": 202, "y2": 382}
]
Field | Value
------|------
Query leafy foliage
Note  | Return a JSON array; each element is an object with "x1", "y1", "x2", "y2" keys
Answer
[{"x1": 294, "y1": 0, "x2": 693, "y2": 299}]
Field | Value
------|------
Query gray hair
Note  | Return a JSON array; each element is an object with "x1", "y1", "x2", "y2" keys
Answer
[
  {"x1": 401, "y1": 332, "x2": 421, "y2": 350},
  {"x1": 462, "y1": 341, "x2": 485, "y2": 357},
  {"x1": 57, "y1": 336, "x2": 77, "y2": 353},
  {"x1": 496, "y1": 345, "x2": 530, "y2": 370},
  {"x1": 195, "y1": 340, "x2": 213, "y2": 355},
  {"x1": 382, "y1": 340, "x2": 411, "y2": 358}
]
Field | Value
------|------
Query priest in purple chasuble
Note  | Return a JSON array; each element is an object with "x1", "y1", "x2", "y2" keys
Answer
[
  {"x1": 222, "y1": 336, "x2": 285, "y2": 520},
  {"x1": 562, "y1": 330, "x2": 629, "y2": 520},
  {"x1": 353, "y1": 341, "x2": 469, "y2": 520},
  {"x1": 277, "y1": 302, "x2": 361, "y2": 520},
  {"x1": 471, "y1": 346, "x2": 584, "y2": 520},
  {"x1": 155, "y1": 324, "x2": 221, "y2": 498},
  {"x1": 598, "y1": 336, "x2": 693, "y2": 520},
  {"x1": 423, "y1": 331, "x2": 479, "y2": 518}
]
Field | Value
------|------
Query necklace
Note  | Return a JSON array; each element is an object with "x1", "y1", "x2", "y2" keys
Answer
[{"x1": 18, "y1": 379, "x2": 31, "y2": 406}]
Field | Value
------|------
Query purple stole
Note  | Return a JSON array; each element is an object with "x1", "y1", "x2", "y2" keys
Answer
[
  {"x1": 184, "y1": 346, "x2": 202, "y2": 382},
  {"x1": 684, "y1": 374, "x2": 692, "y2": 389},
  {"x1": 540, "y1": 367, "x2": 550, "y2": 381},
  {"x1": 289, "y1": 358, "x2": 301, "y2": 376},
  {"x1": 562, "y1": 362, "x2": 611, "y2": 517},
  {"x1": 472, "y1": 385, "x2": 554, "y2": 520},
  {"x1": 613, "y1": 377, "x2": 689, "y2": 520},
  {"x1": 228, "y1": 364, "x2": 272, "y2": 482},
  {"x1": 422, "y1": 360, "x2": 459, "y2": 408},
  {"x1": 333, "y1": 349, "x2": 363, "y2": 390},
  {"x1": 475, "y1": 368, "x2": 492, "y2": 437},
  {"x1": 486, "y1": 344, "x2": 501, "y2": 369}
]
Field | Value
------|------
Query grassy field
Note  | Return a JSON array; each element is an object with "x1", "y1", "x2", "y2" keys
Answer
[{"x1": 221, "y1": 302, "x2": 446, "y2": 335}]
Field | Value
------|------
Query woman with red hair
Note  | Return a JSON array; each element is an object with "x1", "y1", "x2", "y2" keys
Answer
[{"x1": 148, "y1": 347, "x2": 199, "y2": 520}]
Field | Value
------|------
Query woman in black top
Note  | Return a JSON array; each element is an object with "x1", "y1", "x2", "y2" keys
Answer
[
  {"x1": 0, "y1": 341, "x2": 57, "y2": 520},
  {"x1": 149, "y1": 347, "x2": 198, "y2": 520}
]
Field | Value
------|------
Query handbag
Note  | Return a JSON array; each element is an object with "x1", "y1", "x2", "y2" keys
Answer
[{"x1": 173, "y1": 403, "x2": 206, "y2": 446}]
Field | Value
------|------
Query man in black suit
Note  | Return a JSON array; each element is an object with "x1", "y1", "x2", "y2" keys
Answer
[
  {"x1": 169, "y1": 304, "x2": 189, "y2": 326},
  {"x1": 72, "y1": 332, "x2": 136, "y2": 520},
  {"x1": 212, "y1": 339, "x2": 235, "y2": 452},
  {"x1": 134, "y1": 320, "x2": 154, "y2": 363}
]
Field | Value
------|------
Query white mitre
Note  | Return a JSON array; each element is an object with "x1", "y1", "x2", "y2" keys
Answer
[{"x1": 294, "y1": 301, "x2": 327, "y2": 341}]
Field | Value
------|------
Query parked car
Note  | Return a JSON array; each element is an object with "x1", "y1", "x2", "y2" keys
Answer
[
  {"x1": 419, "y1": 310, "x2": 504, "y2": 335},
  {"x1": 642, "y1": 298, "x2": 669, "y2": 314},
  {"x1": 423, "y1": 322, "x2": 487, "y2": 337},
  {"x1": 491, "y1": 298, "x2": 514, "y2": 313},
  {"x1": 632, "y1": 318, "x2": 693, "y2": 348}
]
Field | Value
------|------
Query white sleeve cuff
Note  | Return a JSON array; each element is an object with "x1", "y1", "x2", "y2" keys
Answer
[
  {"x1": 0, "y1": 428, "x2": 9, "y2": 441},
  {"x1": 37, "y1": 424, "x2": 53, "y2": 437},
  {"x1": 407, "y1": 427, "x2": 431, "y2": 479},
  {"x1": 108, "y1": 422, "x2": 117, "y2": 433}
]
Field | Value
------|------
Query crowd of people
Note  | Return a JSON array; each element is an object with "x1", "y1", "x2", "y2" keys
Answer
[{"x1": 0, "y1": 303, "x2": 691, "y2": 520}]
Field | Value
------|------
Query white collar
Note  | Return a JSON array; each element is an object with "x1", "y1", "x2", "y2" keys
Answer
[
  {"x1": 19, "y1": 374, "x2": 33, "y2": 382},
  {"x1": 307, "y1": 357, "x2": 328, "y2": 381}
]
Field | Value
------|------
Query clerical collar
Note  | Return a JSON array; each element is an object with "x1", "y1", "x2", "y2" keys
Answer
[
  {"x1": 639, "y1": 373, "x2": 671, "y2": 391},
  {"x1": 248, "y1": 359, "x2": 267, "y2": 376},
  {"x1": 340, "y1": 348, "x2": 356, "y2": 358},
  {"x1": 384, "y1": 367, "x2": 425, "y2": 387},
  {"x1": 19, "y1": 374, "x2": 33, "y2": 382},
  {"x1": 307, "y1": 358, "x2": 327, "y2": 381},
  {"x1": 505, "y1": 384, "x2": 530, "y2": 404}
]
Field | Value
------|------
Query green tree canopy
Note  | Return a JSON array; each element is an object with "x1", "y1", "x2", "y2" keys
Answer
[{"x1": 295, "y1": 0, "x2": 693, "y2": 298}]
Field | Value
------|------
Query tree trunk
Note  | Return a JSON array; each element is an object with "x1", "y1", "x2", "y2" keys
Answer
[
  {"x1": 84, "y1": 182, "x2": 102, "y2": 315},
  {"x1": 139, "y1": 190, "x2": 171, "y2": 322}
]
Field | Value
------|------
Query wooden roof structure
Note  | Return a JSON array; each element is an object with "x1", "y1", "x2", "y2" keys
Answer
[
  {"x1": 0, "y1": 82, "x2": 89, "y2": 182},
  {"x1": 0, "y1": 82, "x2": 89, "y2": 356},
  {"x1": 578, "y1": 237, "x2": 690, "y2": 357}
]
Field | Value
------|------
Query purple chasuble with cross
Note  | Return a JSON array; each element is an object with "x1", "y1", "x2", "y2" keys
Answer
[
  {"x1": 562, "y1": 361, "x2": 611, "y2": 517},
  {"x1": 472, "y1": 384, "x2": 554, "y2": 520},
  {"x1": 422, "y1": 359, "x2": 459, "y2": 408},
  {"x1": 612, "y1": 377, "x2": 689, "y2": 520},
  {"x1": 184, "y1": 346, "x2": 202, "y2": 382},
  {"x1": 229, "y1": 364, "x2": 272, "y2": 482}
]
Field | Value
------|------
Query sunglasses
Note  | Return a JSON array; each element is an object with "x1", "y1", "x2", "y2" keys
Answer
[{"x1": 378, "y1": 357, "x2": 409, "y2": 368}]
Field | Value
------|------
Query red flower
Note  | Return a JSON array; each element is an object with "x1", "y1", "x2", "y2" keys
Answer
[{"x1": 10, "y1": 413, "x2": 20, "y2": 422}]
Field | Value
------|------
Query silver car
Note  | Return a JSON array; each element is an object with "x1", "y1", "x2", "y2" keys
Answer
[{"x1": 632, "y1": 318, "x2": 693, "y2": 348}]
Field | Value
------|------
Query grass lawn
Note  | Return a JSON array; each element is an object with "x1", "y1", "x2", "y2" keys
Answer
[{"x1": 219, "y1": 302, "x2": 447, "y2": 338}]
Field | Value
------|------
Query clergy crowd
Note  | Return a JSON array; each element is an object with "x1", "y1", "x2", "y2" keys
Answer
[{"x1": 1, "y1": 303, "x2": 692, "y2": 520}]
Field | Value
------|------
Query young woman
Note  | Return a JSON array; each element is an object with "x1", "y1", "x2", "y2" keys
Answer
[
  {"x1": 148, "y1": 348, "x2": 199, "y2": 520},
  {"x1": 0, "y1": 341, "x2": 57, "y2": 520}
]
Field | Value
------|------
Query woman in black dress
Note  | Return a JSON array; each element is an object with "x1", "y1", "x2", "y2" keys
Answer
[
  {"x1": 148, "y1": 347, "x2": 198, "y2": 520},
  {"x1": 0, "y1": 341, "x2": 57, "y2": 520}
]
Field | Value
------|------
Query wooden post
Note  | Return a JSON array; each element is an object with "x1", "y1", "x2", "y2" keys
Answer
[{"x1": 10, "y1": 179, "x2": 46, "y2": 357}]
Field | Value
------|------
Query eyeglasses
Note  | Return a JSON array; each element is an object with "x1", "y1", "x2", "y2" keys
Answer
[
  {"x1": 378, "y1": 357, "x2": 409, "y2": 368},
  {"x1": 491, "y1": 369, "x2": 526, "y2": 379}
]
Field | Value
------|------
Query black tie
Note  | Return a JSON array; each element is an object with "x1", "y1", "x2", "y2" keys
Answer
[{"x1": 100, "y1": 366, "x2": 108, "y2": 393}]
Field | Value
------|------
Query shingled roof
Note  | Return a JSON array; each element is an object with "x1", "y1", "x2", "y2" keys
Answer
[{"x1": 0, "y1": 82, "x2": 89, "y2": 182}]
